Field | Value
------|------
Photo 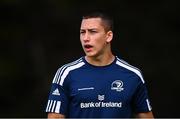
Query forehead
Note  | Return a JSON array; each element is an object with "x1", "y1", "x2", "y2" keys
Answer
[{"x1": 80, "y1": 18, "x2": 104, "y2": 29}]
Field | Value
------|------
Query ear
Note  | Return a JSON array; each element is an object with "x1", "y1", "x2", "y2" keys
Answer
[{"x1": 106, "y1": 31, "x2": 113, "y2": 43}]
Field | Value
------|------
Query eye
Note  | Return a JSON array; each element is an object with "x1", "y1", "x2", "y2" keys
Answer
[
  {"x1": 80, "y1": 30, "x2": 85, "y2": 34},
  {"x1": 89, "y1": 30, "x2": 97, "y2": 34},
  {"x1": 91, "y1": 31, "x2": 97, "y2": 33}
]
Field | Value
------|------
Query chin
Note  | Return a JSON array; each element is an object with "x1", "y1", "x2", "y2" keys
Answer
[
  {"x1": 85, "y1": 52, "x2": 96, "y2": 57},
  {"x1": 86, "y1": 53, "x2": 101, "y2": 58}
]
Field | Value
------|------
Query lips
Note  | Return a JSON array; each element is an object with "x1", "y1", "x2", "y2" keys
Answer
[
  {"x1": 84, "y1": 44, "x2": 93, "y2": 52},
  {"x1": 84, "y1": 44, "x2": 93, "y2": 48}
]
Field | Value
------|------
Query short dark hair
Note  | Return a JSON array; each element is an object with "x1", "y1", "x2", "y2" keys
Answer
[{"x1": 82, "y1": 11, "x2": 114, "y2": 32}]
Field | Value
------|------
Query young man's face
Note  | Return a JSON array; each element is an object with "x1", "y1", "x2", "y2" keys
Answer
[{"x1": 80, "y1": 18, "x2": 112, "y2": 57}]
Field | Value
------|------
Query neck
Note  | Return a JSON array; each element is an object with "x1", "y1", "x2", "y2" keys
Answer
[{"x1": 85, "y1": 52, "x2": 115, "y2": 66}]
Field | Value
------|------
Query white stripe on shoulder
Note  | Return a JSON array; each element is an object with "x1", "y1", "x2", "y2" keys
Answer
[
  {"x1": 116, "y1": 60, "x2": 145, "y2": 84},
  {"x1": 56, "y1": 59, "x2": 84, "y2": 84},
  {"x1": 52, "y1": 58, "x2": 83, "y2": 83},
  {"x1": 116, "y1": 57, "x2": 140, "y2": 71},
  {"x1": 59, "y1": 61, "x2": 85, "y2": 86}
]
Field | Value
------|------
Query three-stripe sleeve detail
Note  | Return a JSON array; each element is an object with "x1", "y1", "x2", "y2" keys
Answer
[
  {"x1": 46, "y1": 100, "x2": 61, "y2": 113},
  {"x1": 46, "y1": 58, "x2": 85, "y2": 114}
]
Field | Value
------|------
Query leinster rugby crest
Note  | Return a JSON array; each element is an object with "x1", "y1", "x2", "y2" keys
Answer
[{"x1": 111, "y1": 80, "x2": 124, "y2": 92}]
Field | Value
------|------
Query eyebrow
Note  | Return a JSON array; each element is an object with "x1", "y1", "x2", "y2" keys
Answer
[{"x1": 80, "y1": 28, "x2": 98, "y2": 31}]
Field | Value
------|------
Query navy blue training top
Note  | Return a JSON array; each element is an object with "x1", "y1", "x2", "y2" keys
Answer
[{"x1": 45, "y1": 56, "x2": 152, "y2": 118}]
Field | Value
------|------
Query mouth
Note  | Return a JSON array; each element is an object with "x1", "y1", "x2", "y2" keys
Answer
[{"x1": 84, "y1": 44, "x2": 93, "y2": 51}]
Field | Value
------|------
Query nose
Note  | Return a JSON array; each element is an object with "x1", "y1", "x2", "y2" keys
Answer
[{"x1": 83, "y1": 32, "x2": 90, "y2": 42}]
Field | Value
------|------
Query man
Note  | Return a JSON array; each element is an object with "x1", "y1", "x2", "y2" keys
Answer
[{"x1": 45, "y1": 11, "x2": 154, "y2": 118}]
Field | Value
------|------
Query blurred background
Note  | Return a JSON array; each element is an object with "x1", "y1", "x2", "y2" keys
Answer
[{"x1": 0, "y1": 0, "x2": 179, "y2": 117}]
